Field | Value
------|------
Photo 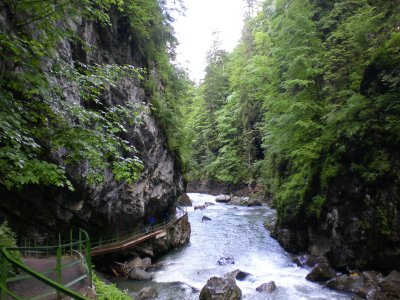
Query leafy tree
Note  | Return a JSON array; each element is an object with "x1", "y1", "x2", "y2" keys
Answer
[{"x1": 0, "y1": 0, "x2": 187, "y2": 191}]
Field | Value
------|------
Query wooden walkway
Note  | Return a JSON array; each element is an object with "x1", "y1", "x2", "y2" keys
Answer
[
  {"x1": 1, "y1": 210, "x2": 187, "y2": 299},
  {"x1": 91, "y1": 209, "x2": 187, "y2": 256}
]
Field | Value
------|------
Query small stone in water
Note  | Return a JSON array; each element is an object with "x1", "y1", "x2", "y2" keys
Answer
[
  {"x1": 256, "y1": 281, "x2": 277, "y2": 293},
  {"x1": 217, "y1": 256, "x2": 235, "y2": 265}
]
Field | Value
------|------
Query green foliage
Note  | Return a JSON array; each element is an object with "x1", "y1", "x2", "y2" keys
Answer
[
  {"x1": 184, "y1": 0, "x2": 400, "y2": 230},
  {"x1": 0, "y1": 222, "x2": 21, "y2": 276},
  {"x1": 93, "y1": 273, "x2": 131, "y2": 300},
  {"x1": 0, "y1": 0, "x2": 187, "y2": 191}
]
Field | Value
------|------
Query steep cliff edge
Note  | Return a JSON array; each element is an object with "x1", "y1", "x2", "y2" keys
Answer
[
  {"x1": 273, "y1": 170, "x2": 400, "y2": 274},
  {"x1": 0, "y1": 3, "x2": 188, "y2": 243}
]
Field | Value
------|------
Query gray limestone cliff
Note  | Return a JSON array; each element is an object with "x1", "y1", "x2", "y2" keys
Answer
[{"x1": 0, "y1": 7, "x2": 188, "y2": 244}]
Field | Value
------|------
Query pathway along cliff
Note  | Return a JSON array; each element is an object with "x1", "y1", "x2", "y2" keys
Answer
[{"x1": 111, "y1": 193, "x2": 351, "y2": 299}]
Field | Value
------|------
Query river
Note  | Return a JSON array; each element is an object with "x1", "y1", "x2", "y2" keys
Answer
[{"x1": 113, "y1": 193, "x2": 351, "y2": 299}]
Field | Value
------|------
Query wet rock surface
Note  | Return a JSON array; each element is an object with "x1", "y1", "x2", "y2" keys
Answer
[
  {"x1": 0, "y1": 9, "x2": 185, "y2": 243},
  {"x1": 199, "y1": 276, "x2": 242, "y2": 300},
  {"x1": 256, "y1": 281, "x2": 277, "y2": 293},
  {"x1": 134, "y1": 213, "x2": 191, "y2": 257},
  {"x1": 178, "y1": 193, "x2": 192, "y2": 207},
  {"x1": 306, "y1": 263, "x2": 338, "y2": 282},
  {"x1": 128, "y1": 268, "x2": 153, "y2": 281},
  {"x1": 215, "y1": 194, "x2": 231, "y2": 203},
  {"x1": 138, "y1": 286, "x2": 158, "y2": 299},
  {"x1": 326, "y1": 274, "x2": 365, "y2": 292},
  {"x1": 217, "y1": 256, "x2": 235, "y2": 266},
  {"x1": 224, "y1": 269, "x2": 252, "y2": 281}
]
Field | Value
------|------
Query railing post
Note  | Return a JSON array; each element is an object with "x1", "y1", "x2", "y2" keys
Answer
[
  {"x1": 86, "y1": 241, "x2": 92, "y2": 287},
  {"x1": 78, "y1": 230, "x2": 82, "y2": 253},
  {"x1": 79, "y1": 229, "x2": 92, "y2": 287},
  {"x1": 34, "y1": 236, "x2": 37, "y2": 259},
  {"x1": 56, "y1": 246, "x2": 62, "y2": 300},
  {"x1": 1, "y1": 253, "x2": 7, "y2": 300},
  {"x1": 70, "y1": 230, "x2": 73, "y2": 254}
]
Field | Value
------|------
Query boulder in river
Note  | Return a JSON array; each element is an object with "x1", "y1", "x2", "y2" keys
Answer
[
  {"x1": 225, "y1": 269, "x2": 252, "y2": 281},
  {"x1": 306, "y1": 263, "x2": 338, "y2": 282},
  {"x1": 178, "y1": 193, "x2": 192, "y2": 207},
  {"x1": 202, "y1": 216, "x2": 212, "y2": 222},
  {"x1": 256, "y1": 281, "x2": 277, "y2": 293},
  {"x1": 217, "y1": 256, "x2": 235, "y2": 266},
  {"x1": 326, "y1": 274, "x2": 365, "y2": 292},
  {"x1": 379, "y1": 270, "x2": 400, "y2": 299},
  {"x1": 199, "y1": 276, "x2": 242, "y2": 300},
  {"x1": 215, "y1": 194, "x2": 231, "y2": 203},
  {"x1": 138, "y1": 286, "x2": 158, "y2": 299},
  {"x1": 205, "y1": 202, "x2": 215, "y2": 207},
  {"x1": 247, "y1": 199, "x2": 262, "y2": 207},
  {"x1": 128, "y1": 257, "x2": 152, "y2": 270},
  {"x1": 194, "y1": 205, "x2": 206, "y2": 210},
  {"x1": 354, "y1": 271, "x2": 382, "y2": 298},
  {"x1": 128, "y1": 267, "x2": 153, "y2": 280},
  {"x1": 293, "y1": 254, "x2": 328, "y2": 268}
]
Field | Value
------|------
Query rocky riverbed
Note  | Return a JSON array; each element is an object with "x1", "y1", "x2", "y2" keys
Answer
[{"x1": 110, "y1": 193, "x2": 353, "y2": 299}]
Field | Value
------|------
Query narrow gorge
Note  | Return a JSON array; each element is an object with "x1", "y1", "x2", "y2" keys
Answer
[{"x1": 1, "y1": 0, "x2": 399, "y2": 299}]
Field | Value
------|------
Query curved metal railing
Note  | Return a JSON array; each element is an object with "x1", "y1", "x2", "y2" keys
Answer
[
  {"x1": 0, "y1": 206, "x2": 188, "y2": 299},
  {"x1": 0, "y1": 229, "x2": 92, "y2": 300},
  {"x1": 91, "y1": 206, "x2": 187, "y2": 256}
]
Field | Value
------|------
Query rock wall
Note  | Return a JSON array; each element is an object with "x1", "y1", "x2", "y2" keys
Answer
[
  {"x1": 273, "y1": 172, "x2": 400, "y2": 274},
  {"x1": 0, "y1": 10, "x2": 184, "y2": 241},
  {"x1": 137, "y1": 213, "x2": 191, "y2": 257}
]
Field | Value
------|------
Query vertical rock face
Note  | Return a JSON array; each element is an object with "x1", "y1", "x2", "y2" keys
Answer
[
  {"x1": 274, "y1": 173, "x2": 400, "y2": 273},
  {"x1": 0, "y1": 11, "x2": 184, "y2": 240}
]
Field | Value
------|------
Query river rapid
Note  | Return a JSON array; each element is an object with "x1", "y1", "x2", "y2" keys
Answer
[{"x1": 113, "y1": 193, "x2": 351, "y2": 299}]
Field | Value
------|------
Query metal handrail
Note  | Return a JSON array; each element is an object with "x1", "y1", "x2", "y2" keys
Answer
[
  {"x1": 91, "y1": 207, "x2": 187, "y2": 253},
  {"x1": 91, "y1": 207, "x2": 187, "y2": 248},
  {"x1": 0, "y1": 207, "x2": 187, "y2": 299},
  {"x1": 0, "y1": 228, "x2": 91, "y2": 300}
]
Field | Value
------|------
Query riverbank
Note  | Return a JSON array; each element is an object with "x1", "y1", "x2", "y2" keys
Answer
[
  {"x1": 186, "y1": 181, "x2": 400, "y2": 300},
  {"x1": 111, "y1": 193, "x2": 351, "y2": 299}
]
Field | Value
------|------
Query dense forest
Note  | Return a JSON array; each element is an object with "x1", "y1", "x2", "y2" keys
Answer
[
  {"x1": 184, "y1": 0, "x2": 400, "y2": 271},
  {"x1": 1, "y1": 0, "x2": 400, "y2": 297}
]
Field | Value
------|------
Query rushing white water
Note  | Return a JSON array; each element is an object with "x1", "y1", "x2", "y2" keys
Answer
[{"x1": 114, "y1": 193, "x2": 352, "y2": 299}]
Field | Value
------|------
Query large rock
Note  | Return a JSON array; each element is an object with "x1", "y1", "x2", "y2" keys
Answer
[
  {"x1": 128, "y1": 268, "x2": 153, "y2": 281},
  {"x1": 194, "y1": 205, "x2": 206, "y2": 210},
  {"x1": 178, "y1": 193, "x2": 192, "y2": 207},
  {"x1": 326, "y1": 274, "x2": 365, "y2": 292},
  {"x1": 306, "y1": 263, "x2": 338, "y2": 282},
  {"x1": 379, "y1": 270, "x2": 400, "y2": 299},
  {"x1": 215, "y1": 194, "x2": 231, "y2": 203},
  {"x1": 199, "y1": 277, "x2": 242, "y2": 300},
  {"x1": 263, "y1": 215, "x2": 277, "y2": 234},
  {"x1": 138, "y1": 287, "x2": 158, "y2": 299},
  {"x1": 128, "y1": 257, "x2": 152, "y2": 270},
  {"x1": 134, "y1": 213, "x2": 191, "y2": 257},
  {"x1": 247, "y1": 200, "x2": 262, "y2": 207},
  {"x1": 256, "y1": 281, "x2": 277, "y2": 293},
  {"x1": 293, "y1": 254, "x2": 328, "y2": 268},
  {"x1": 353, "y1": 271, "x2": 382, "y2": 299}
]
